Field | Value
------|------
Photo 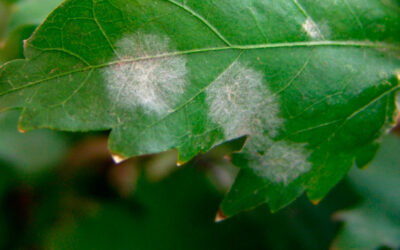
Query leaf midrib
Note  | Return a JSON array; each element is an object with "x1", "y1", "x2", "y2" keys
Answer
[{"x1": 1, "y1": 39, "x2": 398, "y2": 98}]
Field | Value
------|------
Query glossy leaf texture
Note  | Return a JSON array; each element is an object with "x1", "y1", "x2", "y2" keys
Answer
[{"x1": 0, "y1": 0, "x2": 400, "y2": 215}]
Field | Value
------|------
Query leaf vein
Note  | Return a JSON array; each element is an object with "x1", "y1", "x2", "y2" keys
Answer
[
  {"x1": 91, "y1": 0, "x2": 120, "y2": 58},
  {"x1": 1, "y1": 40, "x2": 398, "y2": 98},
  {"x1": 165, "y1": 0, "x2": 232, "y2": 46}
]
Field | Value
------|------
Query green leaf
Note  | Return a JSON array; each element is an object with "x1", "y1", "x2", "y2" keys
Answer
[
  {"x1": 333, "y1": 134, "x2": 400, "y2": 250},
  {"x1": 0, "y1": 24, "x2": 36, "y2": 63},
  {"x1": 0, "y1": 0, "x2": 63, "y2": 63},
  {"x1": 0, "y1": 0, "x2": 400, "y2": 215},
  {"x1": 5, "y1": 0, "x2": 63, "y2": 36},
  {"x1": 0, "y1": 110, "x2": 69, "y2": 173},
  {"x1": 0, "y1": 1, "x2": 11, "y2": 40}
]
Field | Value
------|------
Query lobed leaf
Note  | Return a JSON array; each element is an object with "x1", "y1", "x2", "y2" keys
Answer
[{"x1": 0, "y1": 0, "x2": 400, "y2": 215}]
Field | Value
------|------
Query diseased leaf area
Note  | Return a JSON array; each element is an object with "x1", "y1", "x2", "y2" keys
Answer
[{"x1": 0, "y1": 0, "x2": 400, "y2": 215}]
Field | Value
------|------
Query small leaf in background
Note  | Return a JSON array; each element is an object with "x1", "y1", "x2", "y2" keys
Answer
[
  {"x1": 5, "y1": 0, "x2": 63, "y2": 36},
  {"x1": 0, "y1": 110, "x2": 69, "y2": 173},
  {"x1": 0, "y1": 0, "x2": 63, "y2": 63},
  {"x1": 0, "y1": 24, "x2": 36, "y2": 63},
  {"x1": 333, "y1": 134, "x2": 400, "y2": 250}
]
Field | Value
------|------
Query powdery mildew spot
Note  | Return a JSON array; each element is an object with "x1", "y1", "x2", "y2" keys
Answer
[
  {"x1": 302, "y1": 17, "x2": 323, "y2": 39},
  {"x1": 104, "y1": 33, "x2": 187, "y2": 114},
  {"x1": 206, "y1": 62, "x2": 311, "y2": 185},
  {"x1": 206, "y1": 62, "x2": 283, "y2": 139},
  {"x1": 251, "y1": 141, "x2": 312, "y2": 184}
]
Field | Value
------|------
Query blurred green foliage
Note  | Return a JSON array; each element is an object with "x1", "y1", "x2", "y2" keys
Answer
[
  {"x1": 333, "y1": 135, "x2": 400, "y2": 249},
  {"x1": 0, "y1": 105, "x2": 399, "y2": 249},
  {"x1": 0, "y1": 111, "x2": 69, "y2": 173},
  {"x1": 0, "y1": 0, "x2": 62, "y2": 63}
]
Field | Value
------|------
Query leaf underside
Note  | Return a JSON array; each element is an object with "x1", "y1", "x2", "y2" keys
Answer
[{"x1": 0, "y1": 0, "x2": 400, "y2": 215}]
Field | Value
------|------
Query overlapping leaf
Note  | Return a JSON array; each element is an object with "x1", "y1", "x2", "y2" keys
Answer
[
  {"x1": 333, "y1": 134, "x2": 400, "y2": 249},
  {"x1": 0, "y1": 0, "x2": 63, "y2": 63},
  {"x1": 0, "y1": 0, "x2": 400, "y2": 215}
]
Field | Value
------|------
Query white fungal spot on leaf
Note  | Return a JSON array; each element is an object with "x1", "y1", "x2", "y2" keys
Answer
[
  {"x1": 206, "y1": 62, "x2": 283, "y2": 139},
  {"x1": 251, "y1": 141, "x2": 312, "y2": 184},
  {"x1": 302, "y1": 17, "x2": 323, "y2": 39},
  {"x1": 104, "y1": 33, "x2": 187, "y2": 114},
  {"x1": 206, "y1": 62, "x2": 311, "y2": 185}
]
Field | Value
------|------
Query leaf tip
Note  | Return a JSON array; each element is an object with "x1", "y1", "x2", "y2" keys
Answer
[
  {"x1": 311, "y1": 199, "x2": 321, "y2": 205},
  {"x1": 23, "y1": 39, "x2": 28, "y2": 49},
  {"x1": 111, "y1": 153, "x2": 127, "y2": 164},
  {"x1": 176, "y1": 160, "x2": 185, "y2": 167},
  {"x1": 360, "y1": 164, "x2": 370, "y2": 170},
  {"x1": 215, "y1": 209, "x2": 228, "y2": 223},
  {"x1": 17, "y1": 125, "x2": 27, "y2": 133}
]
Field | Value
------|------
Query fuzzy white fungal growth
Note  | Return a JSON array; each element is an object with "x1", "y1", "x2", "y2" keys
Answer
[
  {"x1": 104, "y1": 33, "x2": 187, "y2": 114},
  {"x1": 252, "y1": 141, "x2": 311, "y2": 184},
  {"x1": 302, "y1": 17, "x2": 323, "y2": 39},
  {"x1": 206, "y1": 62, "x2": 283, "y2": 139},
  {"x1": 206, "y1": 62, "x2": 311, "y2": 185}
]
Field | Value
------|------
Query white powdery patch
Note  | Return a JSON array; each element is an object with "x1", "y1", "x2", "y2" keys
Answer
[
  {"x1": 302, "y1": 17, "x2": 323, "y2": 39},
  {"x1": 104, "y1": 33, "x2": 187, "y2": 114},
  {"x1": 252, "y1": 141, "x2": 312, "y2": 185},
  {"x1": 206, "y1": 62, "x2": 312, "y2": 185},
  {"x1": 205, "y1": 62, "x2": 283, "y2": 139}
]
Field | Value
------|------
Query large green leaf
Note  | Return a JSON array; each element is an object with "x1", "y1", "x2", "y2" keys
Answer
[{"x1": 0, "y1": 0, "x2": 400, "y2": 215}]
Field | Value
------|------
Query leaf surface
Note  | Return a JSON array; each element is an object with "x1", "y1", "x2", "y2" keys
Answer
[{"x1": 0, "y1": 0, "x2": 400, "y2": 214}]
